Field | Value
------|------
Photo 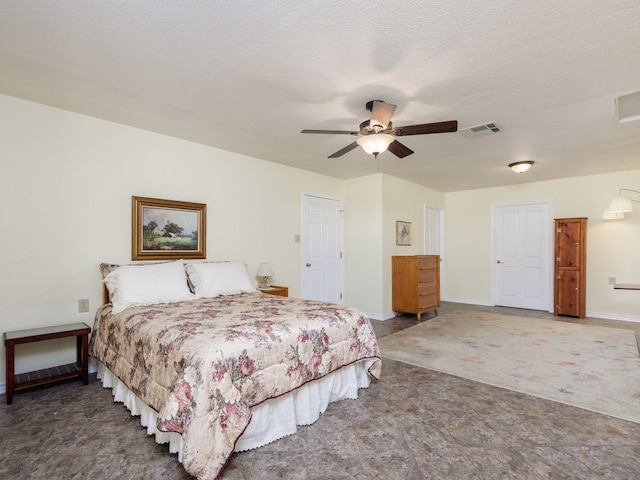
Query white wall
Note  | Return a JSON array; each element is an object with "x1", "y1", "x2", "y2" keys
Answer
[
  {"x1": 445, "y1": 170, "x2": 640, "y2": 320},
  {"x1": 0, "y1": 93, "x2": 345, "y2": 384},
  {"x1": 343, "y1": 174, "x2": 384, "y2": 316},
  {"x1": 381, "y1": 175, "x2": 445, "y2": 315},
  {"x1": 343, "y1": 173, "x2": 445, "y2": 319}
]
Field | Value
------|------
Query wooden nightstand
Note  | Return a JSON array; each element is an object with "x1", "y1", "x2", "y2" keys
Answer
[
  {"x1": 259, "y1": 285, "x2": 288, "y2": 297},
  {"x1": 4, "y1": 322, "x2": 91, "y2": 404}
]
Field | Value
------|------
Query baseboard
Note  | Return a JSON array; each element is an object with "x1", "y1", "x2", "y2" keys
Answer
[
  {"x1": 442, "y1": 297, "x2": 495, "y2": 307},
  {"x1": 367, "y1": 312, "x2": 396, "y2": 321},
  {"x1": 587, "y1": 311, "x2": 640, "y2": 324}
]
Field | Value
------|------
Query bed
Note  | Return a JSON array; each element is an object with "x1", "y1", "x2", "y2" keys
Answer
[{"x1": 89, "y1": 260, "x2": 381, "y2": 479}]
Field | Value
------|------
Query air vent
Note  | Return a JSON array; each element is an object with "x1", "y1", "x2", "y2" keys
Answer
[
  {"x1": 615, "y1": 91, "x2": 640, "y2": 123},
  {"x1": 459, "y1": 122, "x2": 502, "y2": 139}
]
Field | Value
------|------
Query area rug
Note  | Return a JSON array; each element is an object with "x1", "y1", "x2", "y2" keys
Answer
[{"x1": 378, "y1": 310, "x2": 640, "y2": 423}]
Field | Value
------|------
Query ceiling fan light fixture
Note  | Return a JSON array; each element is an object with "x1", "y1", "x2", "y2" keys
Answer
[
  {"x1": 508, "y1": 161, "x2": 534, "y2": 173},
  {"x1": 357, "y1": 133, "x2": 395, "y2": 157},
  {"x1": 302, "y1": 100, "x2": 457, "y2": 159}
]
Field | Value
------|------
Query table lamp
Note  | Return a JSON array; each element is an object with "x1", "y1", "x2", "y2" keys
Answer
[{"x1": 256, "y1": 262, "x2": 275, "y2": 288}]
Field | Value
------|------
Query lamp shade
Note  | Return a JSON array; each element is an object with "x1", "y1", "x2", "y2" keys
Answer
[
  {"x1": 602, "y1": 208, "x2": 625, "y2": 220},
  {"x1": 508, "y1": 161, "x2": 534, "y2": 173},
  {"x1": 607, "y1": 196, "x2": 633, "y2": 213},
  {"x1": 256, "y1": 262, "x2": 275, "y2": 277},
  {"x1": 356, "y1": 133, "x2": 395, "y2": 156}
]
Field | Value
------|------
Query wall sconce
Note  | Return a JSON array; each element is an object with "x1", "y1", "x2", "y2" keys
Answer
[
  {"x1": 603, "y1": 189, "x2": 640, "y2": 219},
  {"x1": 356, "y1": 133, "x2": 395, "y2": 158},
  {"x1": 508, "y1": 161, "x2": 534, "y2": 173},
  {"x1": 602, "y1": 209, "x2": 625, "y2": 220},
  {"x1": 256, "y1": 262, "x2": 275, "y2": 288}
]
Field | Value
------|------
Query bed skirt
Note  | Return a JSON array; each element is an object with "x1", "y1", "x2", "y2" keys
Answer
[{"x1": 95, "y1": 359, "x2": 374, "y2": 461}]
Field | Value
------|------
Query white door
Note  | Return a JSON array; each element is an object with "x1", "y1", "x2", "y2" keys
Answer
[
  {"x1": 494, "y1": 202, "x2": 551, "y2": 310},
  {"x1": 424, "y1": 205, "x2": 445, "y2": 297},
  {"x1": 302, "y1": 194, "x2": 343, "y2": 303},
  {"x1": 424, "y1": 206, "x2": 442, "y2": 255}
]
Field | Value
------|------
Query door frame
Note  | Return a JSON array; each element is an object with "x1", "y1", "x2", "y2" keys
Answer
[{"x1": 491, "y1": 200, "x2": 554, "y2": 312}]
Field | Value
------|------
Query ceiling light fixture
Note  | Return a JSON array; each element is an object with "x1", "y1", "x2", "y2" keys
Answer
[
  {"x1": 357, "y1": 133, "x2": 395, "y2": 158},
  {"x1": 508, "y1": 161, "x2": 534, "y2": 173}
]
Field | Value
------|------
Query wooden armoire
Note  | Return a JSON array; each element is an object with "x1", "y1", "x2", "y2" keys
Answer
[
  {"x1": 554, "y1": 217, "x2": 587, "y2": 318},
  {"x1": 392, "y1": 255, "x2": 440, "y2": 320}
]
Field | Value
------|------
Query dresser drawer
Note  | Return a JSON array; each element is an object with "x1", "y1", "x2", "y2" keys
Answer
[
  {"x1": 419, "y1": 293, "x2": 438, "y2": 309},
  {"x1": 418, "y1": 269, "x2": 437, "y2": 283},
  {"x1": 417, "y1": 256, "x2": 439, "y2": 269},
  {"x1": 419, "y1": 281, "x2": 437, "y2": 296}
]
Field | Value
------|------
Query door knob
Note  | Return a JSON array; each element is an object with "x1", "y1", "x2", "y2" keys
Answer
[
  {"x1": 496, "y1": 260, "x2": 503, "y2": 264},
  {"x1": 306, "y1": 263, "x2": 311, "y2": 267}
]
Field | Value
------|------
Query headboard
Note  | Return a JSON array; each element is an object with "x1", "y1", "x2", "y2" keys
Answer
[{"x1": 103, "y1": 285, "x2": 110, "y2": 306}]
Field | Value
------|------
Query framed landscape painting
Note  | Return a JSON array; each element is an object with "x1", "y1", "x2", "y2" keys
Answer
[{"x1": 132, "y1": 196, "x2": 206, "y2": 260}]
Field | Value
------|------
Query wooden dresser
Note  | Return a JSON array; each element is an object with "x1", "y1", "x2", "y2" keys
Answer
[
  {"x1": 392, "y1": 255, "x2": 440, "y2": 320},
  {"x1": 554, "y1": 217, "x2": 587, "y2": 318}
]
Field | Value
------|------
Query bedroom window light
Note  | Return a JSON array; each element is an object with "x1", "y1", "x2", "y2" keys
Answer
[{"x1": 256, "y1": 262, "x2": 275, "y2": 288}]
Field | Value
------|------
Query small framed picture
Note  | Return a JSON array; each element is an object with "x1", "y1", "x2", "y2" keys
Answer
[
  {"x1": 396, "y1": 220, "x2": 412, "y2": 246},
  {"x1": 132, "y1": 196, "x2": 206, "y2": 260}
]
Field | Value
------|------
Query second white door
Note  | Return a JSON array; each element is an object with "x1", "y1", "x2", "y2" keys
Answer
[{"x1": 494, "y1": 202, "x2": 551, "y2": 310}]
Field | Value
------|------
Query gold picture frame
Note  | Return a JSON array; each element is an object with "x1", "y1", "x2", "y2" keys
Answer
[
  {"x1": 132, "y1": 196, "x2": 206, "y2": 260},
  {"x1": 396, "y1": 220, "x2": 412, "y2": 246}
]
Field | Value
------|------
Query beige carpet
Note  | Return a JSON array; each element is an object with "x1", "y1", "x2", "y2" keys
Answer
[{"x1": 378, "y1": 310, "x2": 640, "y2": 423}]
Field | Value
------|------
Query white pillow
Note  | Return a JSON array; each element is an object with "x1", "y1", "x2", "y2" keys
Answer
[
  {"x1": 104, "y1": 260, "x2": 194, "y2": 314},
  {"x1": 185, "y1": 262, "x2": 256, "y2": 298}
]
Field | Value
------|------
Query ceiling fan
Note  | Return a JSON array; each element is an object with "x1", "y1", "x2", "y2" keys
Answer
[{"x1": 301, "y1": 100, "x2": 458, "y2": 159}]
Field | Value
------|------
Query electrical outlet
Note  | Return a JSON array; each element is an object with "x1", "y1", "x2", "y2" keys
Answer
[
  {"x1": 608, "y1": 277, "x2": 616, "y2": 285},
  {"x1": 294, "y1": 234, "x2": 301, "y2": 243},
  {"x1": 78, "y1": 298, "x2": 90, "y2": 313}
]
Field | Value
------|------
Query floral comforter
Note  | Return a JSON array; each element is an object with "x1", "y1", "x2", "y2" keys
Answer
[{"x1": 89, "y1": 291, "x2": 381, "y2": 479}]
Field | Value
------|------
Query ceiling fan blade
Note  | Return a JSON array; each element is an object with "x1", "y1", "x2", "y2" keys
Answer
[
  {"x1": 392, "y1": 120, "x2": 458, "y2": 136},
  {"x1": 370, "y1": 101, "x2": 396, "y2": 128},
  {"x1": 301, "y1": 129, "x2": 358, "y2": 135},
  {"x1": 387, "y1": 140, "x2": 414, "y2": 158},
  {"x1": 328, "y1": 142, "x2": 359, "y2": 158}
]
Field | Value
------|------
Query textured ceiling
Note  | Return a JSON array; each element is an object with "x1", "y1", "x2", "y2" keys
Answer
[{"x1": 1, "y1": 1, "x2": 640, "y2": 191}]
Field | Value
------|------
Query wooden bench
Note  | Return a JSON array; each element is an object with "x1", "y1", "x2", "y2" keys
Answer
[{"x1": 4, "y1": 322, "x2": 91, "y2": 404}]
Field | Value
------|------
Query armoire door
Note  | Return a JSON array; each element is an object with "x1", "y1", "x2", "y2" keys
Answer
[
  {"x1": 554, "y1": 217, "x2": 587, "y2": 318},
  {"x1": 556, "y1": 269, "x2": 580, "y2": 317}
]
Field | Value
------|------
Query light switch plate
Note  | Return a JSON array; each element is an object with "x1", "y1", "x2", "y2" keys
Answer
[{"x1": 78, "y1": 298, "x2": 90, "y2": 313}]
